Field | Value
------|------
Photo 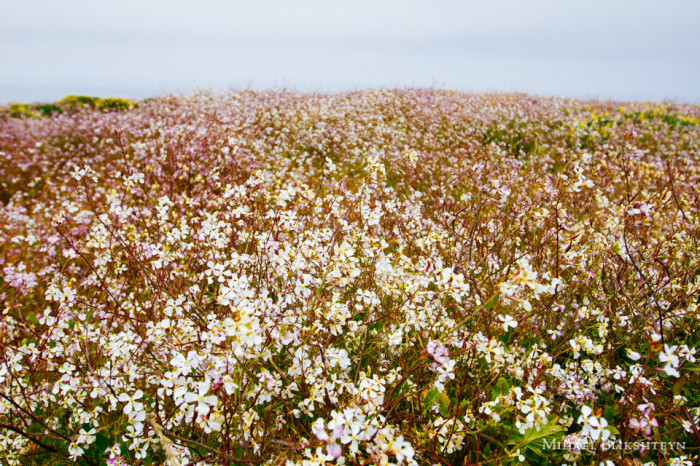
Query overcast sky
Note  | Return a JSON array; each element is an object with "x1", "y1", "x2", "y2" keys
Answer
[{"x1": 1, "y1": 0, "x2": 699, "y2": 104}]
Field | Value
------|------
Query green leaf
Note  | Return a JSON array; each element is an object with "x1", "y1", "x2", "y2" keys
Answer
[
  {"x1": 499, "y1": 332, "x2": 511, "y2": 345},
  {"x1": 483, "y1": 293, "x2": 499, "y2": 311},
  {"x1": 94, "y1": 432, "x2": 110, "y2": 453},
  {"x1": 674, "y1": 377, "x2": 688, "y2": 396},
  {"x1": 437, "y1": 392, "x2": 451, "y2": 417},
  {"x1": 491, "y1": 377, "x2": 511, "y2": 401},
  {"x1": 682, "y1": 363, "x2": 700, "y2": 372},
  {"x1": 423, "y1": 389, "x2": 451, "y2": 415},
  {"x1": 603, "y1": 405, "x2": 615, "y2": 421},
  {"x1": 423, "y1": 388, "x2": 439, "y2": 404},
  {"x1": 506, "y1": 416, "x2": 565, "y2": 457}
]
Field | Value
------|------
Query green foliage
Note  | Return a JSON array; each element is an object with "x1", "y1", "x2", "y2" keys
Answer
[
  {"x1": 482, "y1": 120, "x2": 541, "y2": 158},
  {"x1": 423, "y1": 388, "x2": 452, "y2": 417},
  {"x1": 1, "y1": 95, "x2": 137, "y2": 119},
  {"x1": 1, "y1": 103, "x2": 39, "y2": 119},
  {"x1": 491, "y1": 377, "x2": 511, "y2": 400},
  {"x1": 58, "y1": 95, "x2": 136, "y2": 113},
  {"x1": 98, "y1": 97, "x2": 135, "y2": 112},
  {"x1": 35, "y1": 104, "x2": 64, "y2": 117},
  {"x1": 505, "y1": 416, "x2": 565, "y2": 461}
]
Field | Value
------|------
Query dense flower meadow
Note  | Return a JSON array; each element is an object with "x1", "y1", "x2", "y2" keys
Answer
[{"x1": 1, "y1": 89, "x2": 699, "y2": 465}]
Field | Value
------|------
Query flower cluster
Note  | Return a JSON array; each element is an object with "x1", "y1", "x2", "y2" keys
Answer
[{"x1": 0, "y1": 89, "x2": 698, "y2": 464}]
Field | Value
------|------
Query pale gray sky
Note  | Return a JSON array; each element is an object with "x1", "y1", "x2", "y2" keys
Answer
[{"x1": 1, "y1": 0, "x2": 699, "y2": 104}]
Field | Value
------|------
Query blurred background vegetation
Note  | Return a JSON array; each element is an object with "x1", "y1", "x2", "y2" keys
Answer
[{"x1": 0, "y1": 95, "x2": 137, "y2": 119}]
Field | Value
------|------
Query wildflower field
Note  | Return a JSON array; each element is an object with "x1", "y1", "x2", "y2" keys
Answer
[{"x1": 1, "y1": 89, "x2": 699, "y2": 465}]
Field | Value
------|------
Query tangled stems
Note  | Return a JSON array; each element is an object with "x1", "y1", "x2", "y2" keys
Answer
[{"x1": 0, "y1": 90, "x2": 699, "y2": 465}]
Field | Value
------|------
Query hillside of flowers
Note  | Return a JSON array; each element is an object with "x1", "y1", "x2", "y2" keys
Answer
[{"x1": 1, "y1": 89, "x2": 699, "y2": 465}]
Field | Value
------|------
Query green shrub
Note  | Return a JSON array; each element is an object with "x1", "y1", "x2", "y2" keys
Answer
[{"x1": 0, "y1": 96, "x2": 138, "y2": 120}]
